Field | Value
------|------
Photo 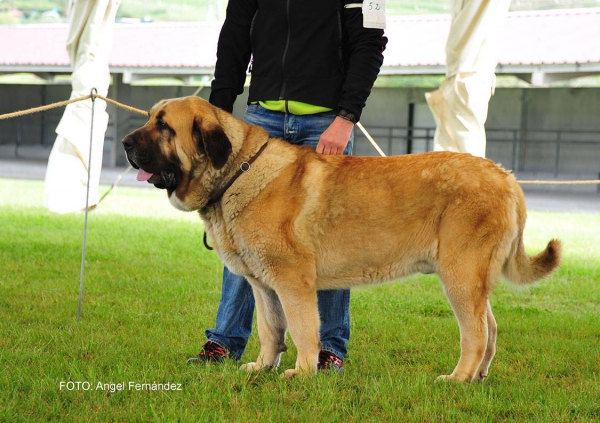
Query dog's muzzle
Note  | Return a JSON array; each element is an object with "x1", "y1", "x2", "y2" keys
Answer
[{"x1": 122, "y1": 134, "x2": 178, "y2": 191}]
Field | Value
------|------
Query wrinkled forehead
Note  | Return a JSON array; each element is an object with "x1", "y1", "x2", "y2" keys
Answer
[
  {"x1": 149, "y1": 97, "x2": 217, "y2": 126},
  {"x1": 149, "y1": 99, "x2": 183, "y2": 120},
  {"x1": 149, "y1": 99, "x2": 169, "y2": 116},
  {"x1": 147, "y1": 100, "x2": 190, "y2": 135}
]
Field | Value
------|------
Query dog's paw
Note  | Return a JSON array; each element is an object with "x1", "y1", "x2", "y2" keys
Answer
[
  {"x1": 435, "y1": 373, "x2": 472, "y2": 383},
  {"x1": 435, "y1": 374, "x2": 454, "y2": 383},
  {"x1": 280, "y1": 367, "x2": 318, "y2": 379},
  {"x1": 281, "y1": 369, "x2": 298, "y2": 379},
  {"x1": 436, "y1": 374, "x2": 468, "y2": 383},
  {"x1": 240, "y1": 362, "x2": 263, "y2": 373},
  {"x1": 476, "y1": 371, "x2": 488, "y2": 382}
]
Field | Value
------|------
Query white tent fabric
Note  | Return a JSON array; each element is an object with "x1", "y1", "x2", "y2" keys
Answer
[
  {"x1": 425, "y1": 0, "x2": 511, "y2": 158},
  {"x1": 44, "y1": 0, "x2": 120, "y2": 213}
]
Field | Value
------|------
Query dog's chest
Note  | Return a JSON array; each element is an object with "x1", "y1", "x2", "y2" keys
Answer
[{"x1": 202, "y1": 212, "x2": 253, "y2": 278}]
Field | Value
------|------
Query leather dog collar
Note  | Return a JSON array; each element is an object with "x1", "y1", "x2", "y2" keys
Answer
[{"x1": 204, "y1": 141, "x2": 269, "y2": 209}]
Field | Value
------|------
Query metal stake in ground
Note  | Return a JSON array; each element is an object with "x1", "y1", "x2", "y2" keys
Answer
[{"x1": 77, "y1": 88, "x2": 98, "y2": 323}]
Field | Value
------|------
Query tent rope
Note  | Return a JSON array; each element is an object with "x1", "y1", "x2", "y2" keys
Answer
[
  {"x1": 519, "y1": 180, "x2": 600, "y2": 185},
  {"x1": 0, "y1": 94, "x2": 598, "y2": 186},
  {"x1": 0, "y1": 93, "x2": 147, "y2": 120}
]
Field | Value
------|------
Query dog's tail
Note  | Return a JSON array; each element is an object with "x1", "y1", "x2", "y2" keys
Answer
[{"x1": 502, "y1": 235, "x2": 562, "y2": 285}]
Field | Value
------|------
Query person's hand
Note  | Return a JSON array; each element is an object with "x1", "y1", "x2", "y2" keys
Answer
[{"x1": 316, "y1": 116, "x2": 354, "y2": 155}]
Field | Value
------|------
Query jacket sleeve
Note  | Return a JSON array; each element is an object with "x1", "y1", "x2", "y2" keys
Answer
[
  {"x1": 338, "y1": 0, "x2": 388, "y2": 121},
  {"x1": 208, "y1": 0, "x2": 258, "y2": 113}
]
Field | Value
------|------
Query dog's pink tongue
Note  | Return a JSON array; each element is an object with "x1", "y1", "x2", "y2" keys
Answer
[{"x1": 136, "y1": 168, "x2": 154, "y2": 182}]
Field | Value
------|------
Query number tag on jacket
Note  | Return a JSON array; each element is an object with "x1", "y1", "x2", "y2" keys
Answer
[{"x1": 363, "y1": 1, "x2": 386, "y2": 29}]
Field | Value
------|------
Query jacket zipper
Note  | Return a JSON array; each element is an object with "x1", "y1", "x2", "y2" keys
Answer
[
  {"x1": 248, "y1": 11, "x2": 258, "y2": 73},
  {"x1": 279, "y1": 0, "x2": 291, "y2": 101},
  {"x1": 337, "y1": 0, "x2": 345, "y2": 75}
]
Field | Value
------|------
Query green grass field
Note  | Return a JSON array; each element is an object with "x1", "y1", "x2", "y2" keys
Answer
[{"x1": 1, "y1": 178, "x2": 599, "y2": 422}]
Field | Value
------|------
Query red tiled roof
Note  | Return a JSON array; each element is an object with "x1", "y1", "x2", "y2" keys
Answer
[
  {"x1": 383, "y1": 8, "x2": 600, "y2": 68},
  {"x1": 383, "y1": 15, "x2": 450, "y2": 67},
  {"x1": 1, "y1": 22, "x2": 222, "y2": 69},
  {"x1": 2, "y1": 23, "x2": 70, "y2": 67},
  {"x1": 499, "y1": 9, "x2": 600, "y2": 66},
  {"x1": 1, "y1": 8, "x2": 599, "y2": 72},
  {"x1": 109, "y1": 22, "x2": 222, "y2": 68}
]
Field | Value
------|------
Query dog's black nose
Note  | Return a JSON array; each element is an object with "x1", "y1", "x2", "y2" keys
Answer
[{"x1": 122, "y1": 135, "x2": 135, "y2": 150}]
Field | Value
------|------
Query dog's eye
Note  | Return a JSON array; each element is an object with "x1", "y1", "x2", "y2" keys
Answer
[{"x1": 156, "y1": 120, "x2": 168, "y2": 131}]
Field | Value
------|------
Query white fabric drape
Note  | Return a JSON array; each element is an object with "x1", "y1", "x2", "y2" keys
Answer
[
  {"x1": 44, "y1": 0, "x2": 120, "y2": 213},
  {"x1": 425, "y1": 0, "x2": 511, "y2": 158}
]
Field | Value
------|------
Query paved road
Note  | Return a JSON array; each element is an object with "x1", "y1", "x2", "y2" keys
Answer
[
  {"x1": 1, "y1": 158, "x2": 599, "y2": 214},
  {"x1": 0, "y1": 158, "x2": 140, "y2": 187}
]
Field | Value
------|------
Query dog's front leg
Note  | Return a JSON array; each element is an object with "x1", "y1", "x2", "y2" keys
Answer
[
  {"x1": 275, "y1": 275, "x2": 320, "y2": 378},
  {"x1": 240, "y1": 281, "x2": 288, "y2": 373}
]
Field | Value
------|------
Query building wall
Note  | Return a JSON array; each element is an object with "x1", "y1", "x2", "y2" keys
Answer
[
  {"x1": 358, "y1": 86, "x2": 600, "y2": 178},
  {"x1": 0, "y1": 84, "x2": 71, "y2": 151}
]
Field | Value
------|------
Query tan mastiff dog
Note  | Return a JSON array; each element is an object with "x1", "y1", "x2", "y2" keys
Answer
[{"x1": 122, "y1": 96, "x2": 561, "y2": 382}]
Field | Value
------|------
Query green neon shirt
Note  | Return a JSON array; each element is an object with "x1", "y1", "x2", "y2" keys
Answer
[{"x1": 257, "y1": 100, "x2": 333, "y2": 115}]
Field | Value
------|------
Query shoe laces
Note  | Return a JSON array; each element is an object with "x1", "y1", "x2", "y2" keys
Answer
[
  {"x1": 318, "y1": 350, "x2": 343, "y2": 370},
  {"x1": 199, "y1": 341, "x2": 227, "y2": 360}
]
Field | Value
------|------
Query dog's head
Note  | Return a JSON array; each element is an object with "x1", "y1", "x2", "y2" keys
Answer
[{"x1": 122, "y1": 96, "x2": 233, "y2": 211}]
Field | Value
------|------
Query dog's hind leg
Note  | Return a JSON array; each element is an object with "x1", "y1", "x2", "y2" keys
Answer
[
  {"x1": 475, "y1": 300, "x2": 497, "y2": 381},
  {"x1": 437, "y1": 262, "x2": 491, "y2": 383},
  {"x1": 240, "y1": 283, "x2": 288, "y2": 373}
]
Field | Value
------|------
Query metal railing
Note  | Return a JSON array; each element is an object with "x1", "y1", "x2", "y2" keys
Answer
[{"x1": 354, "y1": 126, "x2": 600, "y2": 176}]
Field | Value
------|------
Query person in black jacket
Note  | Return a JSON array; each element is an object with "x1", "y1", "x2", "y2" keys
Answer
[{"x1": 187, "y1": 0, "x2": 387, "y2": 372}]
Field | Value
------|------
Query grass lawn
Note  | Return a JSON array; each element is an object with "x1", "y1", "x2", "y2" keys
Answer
[{"x1": 1, "y1": 178, "x2": 599, "y2": 422}]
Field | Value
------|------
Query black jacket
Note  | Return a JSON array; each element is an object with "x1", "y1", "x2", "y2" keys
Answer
[{"x1": 209, "y1": 0, "x2": 387, "y2": 121}]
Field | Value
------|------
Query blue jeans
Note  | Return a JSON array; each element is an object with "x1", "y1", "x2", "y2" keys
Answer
[{"x1": 205, "y1": 104, "x2": 353, "y2": 360}]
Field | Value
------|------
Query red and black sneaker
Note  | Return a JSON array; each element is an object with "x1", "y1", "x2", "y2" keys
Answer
[
  {"x1": 186, "y1": 341, "x2": 228, "y2": 365},
  {"x1": 317, "y1": 350, "x2": 343, "y2": 373}
]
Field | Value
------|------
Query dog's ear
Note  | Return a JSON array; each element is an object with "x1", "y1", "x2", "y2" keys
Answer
[{"x1": 193, "y1": 116, "x2": 232, "y2": 170}]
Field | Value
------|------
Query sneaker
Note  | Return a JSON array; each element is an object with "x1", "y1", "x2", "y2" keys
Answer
[
  {"x1": 186, "y1": 341, "x2": 228, "y2": 365},
  {"x1": 317, "y1": 350, "x2": 343, "y2": 373}
]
